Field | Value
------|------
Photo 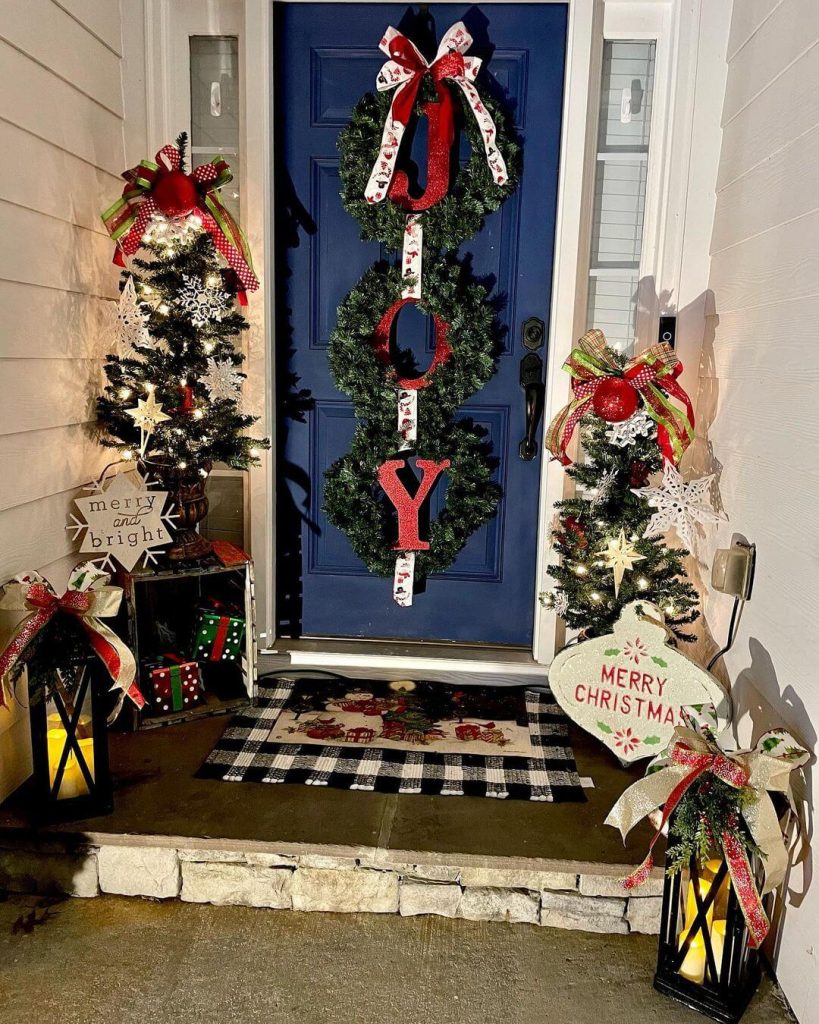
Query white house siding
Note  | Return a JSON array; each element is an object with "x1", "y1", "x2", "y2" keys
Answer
[
  {"x1": 0, "y1": 0, "x2": 126, "y2": 797},
  {"x1": 703, "y1": 1, "x2": 819, "y2": 1018},
  {"x1": 0, "y1": 0, "x2": 125, "y2": 587}
]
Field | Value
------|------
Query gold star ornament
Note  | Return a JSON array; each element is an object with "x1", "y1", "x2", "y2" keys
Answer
[
  {"x1": 126, "y1": 391, "x2": 171, "y2": 433},
  {"x1": 600, "y1": 529, "x2": 645, "y2": 596}
]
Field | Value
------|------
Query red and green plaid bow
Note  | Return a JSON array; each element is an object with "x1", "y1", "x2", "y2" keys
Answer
[
  {"x1": 101, "y1": 143, "x2": 259, "y2": 296},
  {"x1": 545, "y1": 329, "x2": 695, "y2": 465}
]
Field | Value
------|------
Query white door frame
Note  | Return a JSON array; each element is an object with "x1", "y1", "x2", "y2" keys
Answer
[
  {"x1": 131, "y1": 0, "x2": 723, "y2": 680},
  {"x1": 244, "y1": 0, "x2": 599, "y2": 674}
]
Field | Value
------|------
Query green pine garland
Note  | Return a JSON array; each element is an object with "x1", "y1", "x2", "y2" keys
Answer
[
  {"x1": 666, "y1": 774, "x2": 759, "y2": 875},
  {"x1": 325, "y1": 64, "x2": 520, "y2": 583},
  {"x1": 324, "y1": 259, "x2": 501, "y2": 579},
  {"x1": 338, "y1": 85, "x2": 521, "y2": 252}
]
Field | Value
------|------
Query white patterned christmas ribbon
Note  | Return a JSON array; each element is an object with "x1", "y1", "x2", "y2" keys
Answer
[
  {"x1": 365, "y1": 22, "x2": 508, "y2": 204},
  {"x1": 397, "y1": 388, "x2": 418, "y2": 451},
  {"x1": 400, "y1": 214, "x2": 423, "y2": 299},
  {"x1": 393, "y1": 551, "x2": 416, "y2": 607}
]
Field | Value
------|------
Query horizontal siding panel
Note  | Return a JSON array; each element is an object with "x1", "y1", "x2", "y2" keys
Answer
[
  {"x1": 0, "y1": 40, "x2": 123, "y2": 174},
  {"x1": 722, "y1": 0, "x2": 819, "y2": 123},
  {"x1": 0, "y1": 488, "x2": 78, "y2": 582},
  {"x1": 712, "y1": 126, "x2": 819, "y2": 251},
  {"x1": 52, "y1": 0, "x2": 122, "y2": 56},
  {"x1": 709, "y1": 209, "x2": 819, "y2": 312},
  {"x1": 0, "y1": 423, "x2": 107, "y2": 512},
  {"x1": 708, "y1": 379, "x2": 819, "y2": 472},
  {"x1": 704, "y1": 296, "x2": 819, "y2": 379},
  {"x1": 717, "y1": 43, "x2": 819, "y2": 189},
  {"x1": 726, "y1": 0, "x2": 782, "y2": 60},
  {"x1": 0, "y1": 358, "x2": 100, "y2": 435},
  {"x1": 0, "y1": 122, "x2": 120, "y2": 234},
  {"x1": 0, "y1": 202, "x2": 118, "y2": 298},
  {"x1": 0, "y1": 280, "x2": 113, "y2": 359},
  {"x1": 0, "y1": 0, "x2": 122, "y2": 115}
]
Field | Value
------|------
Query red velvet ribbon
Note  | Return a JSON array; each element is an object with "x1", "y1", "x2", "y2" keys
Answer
[
  {"x1": 382, "y1": 43, "x2": 466, "y2": 211},
  {"x1": 371, "y1": 296, "x2": 452, "y2": 390}
]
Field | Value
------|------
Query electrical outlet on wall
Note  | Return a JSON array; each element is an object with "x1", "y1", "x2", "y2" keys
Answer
[{"x1": 711, "y1": 538, "x2": 756, "y2": 601}]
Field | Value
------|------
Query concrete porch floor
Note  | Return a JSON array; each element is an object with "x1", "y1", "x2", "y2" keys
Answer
[
  {"x1": 0, "y1": 715, "x2": 654, "y2": 867},
  {"x1": 0, "y1": 894, "x2": 792, "y2": 1024}
]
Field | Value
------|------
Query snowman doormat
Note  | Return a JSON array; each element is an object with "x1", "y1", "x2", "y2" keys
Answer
[{"x1": 198, "y1": 678, "x2": 585, "y2": 801}]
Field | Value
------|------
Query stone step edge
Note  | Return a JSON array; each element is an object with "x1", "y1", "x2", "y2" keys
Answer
[{"x1": 0, "y1": 839, "x2": 665, "y2": 936}]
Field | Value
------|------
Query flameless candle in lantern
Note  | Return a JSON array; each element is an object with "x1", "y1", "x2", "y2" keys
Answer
[
  {"x1": 654, "y1": 835, "x2": 766, "y2": 1023},
  {"x1": 29, "y1": 661, "x2": 112, "y2": 822}
]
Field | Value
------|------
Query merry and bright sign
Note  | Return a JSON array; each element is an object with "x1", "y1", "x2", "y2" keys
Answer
[
  {"x1": 68, "y1": 469, "x2": 175, "y2": 571},
  {"x1": 548, "y1": 602, "x2": 730, "y2": 762}
]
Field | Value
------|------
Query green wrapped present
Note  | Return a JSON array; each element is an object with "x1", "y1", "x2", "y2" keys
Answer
[{"x1": 191, "y1": 605, "x2": 245, "y2": 663}]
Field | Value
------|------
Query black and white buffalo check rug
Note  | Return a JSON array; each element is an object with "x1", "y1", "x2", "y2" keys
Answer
[{"x1": 198, "y1": 678, "x2": 586, "y2": 802}]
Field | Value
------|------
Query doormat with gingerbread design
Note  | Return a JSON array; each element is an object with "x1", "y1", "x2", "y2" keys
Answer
[{"x1": 198, "y1": 678, "x2": 585, "y2": 801}]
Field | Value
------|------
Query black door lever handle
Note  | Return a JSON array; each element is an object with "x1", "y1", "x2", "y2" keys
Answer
[{"x1": 519, "y1": 352, "x2": 544, "y2": 460}]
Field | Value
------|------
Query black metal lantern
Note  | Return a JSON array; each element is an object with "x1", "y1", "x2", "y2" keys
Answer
[
  {"x1": 28, "y1": 658, "x2": 113, "y2": 822},
  {"x1": 654, "y1": 849, "x2": 767, "y2": 1023}
]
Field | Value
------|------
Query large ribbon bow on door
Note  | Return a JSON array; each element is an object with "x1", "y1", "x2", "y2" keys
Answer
[
  {"x1": 545, "y1": 329, "x2": 695, "y2": 465},
  {"x1": 101, "y1": 143, "x2": 259, "y2": 296},
  {"x1": 365, "y1": 22, "x2": 509, "y2": 205},
  {"x1": 605, "y1": 706, "x2": 809, "y2": 949},
  {"x1": 0, "y1": 563, "x2": 144, "y2": 710}
]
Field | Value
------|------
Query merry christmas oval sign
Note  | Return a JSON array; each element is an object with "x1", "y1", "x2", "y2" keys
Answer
[{"x1": 548, "y1": 602, "x2": 730, "y2": 762}]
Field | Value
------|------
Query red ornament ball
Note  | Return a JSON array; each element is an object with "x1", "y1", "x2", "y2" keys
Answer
[
  {"x1": 592, "y1": 377, "x2": 639, "y2": 422},
  {"x1": 152, "y1": 170, "x2": 199, "y2": 218}
]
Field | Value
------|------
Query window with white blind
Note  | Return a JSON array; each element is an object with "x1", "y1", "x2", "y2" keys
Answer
[
  {"x1": 585, "y1": 39, "x2": 657, "y2": 355},
  {"x1": 189, "y1": 36, "x2": 241, "y2": 221}
]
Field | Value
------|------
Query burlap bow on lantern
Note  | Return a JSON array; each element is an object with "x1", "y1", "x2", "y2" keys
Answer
[
  {"x1": 545, "y1": 329, "x2": 695, "y2": 466},
  {"x1": 365, "y1": 21, "x2": 508, "y2": 205},
  {"x1": 101, "y1": 143, "x2": 259, "y2": 296},
  {"x1": 0, "y1": 563, "x2": 143, "y2": 710},
  {"x1": 605, "y1": 706, "x2": 809, "y2": 948}
]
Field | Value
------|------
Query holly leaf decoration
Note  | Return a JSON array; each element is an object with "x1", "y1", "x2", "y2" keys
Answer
[
  {"x1": 597, "y1": 721, "x2": 613, "y2": 734},
  {"x1": 604, "y1": 648, "x2": 620, "y2": 657},
  {"x1": 643, "y1": 736, "x2": 662, "y2": 745},
  {"x1": 651, "y1": 656, "x2": 668, "y2": 667}
]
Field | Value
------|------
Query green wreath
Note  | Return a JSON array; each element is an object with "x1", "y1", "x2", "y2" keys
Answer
[
  {"x1": 323, "y1": 258, "x2": 501, "y2": 579},
  {"x1": 338, "y1": 85, "x2": 521, "y2": 253}
]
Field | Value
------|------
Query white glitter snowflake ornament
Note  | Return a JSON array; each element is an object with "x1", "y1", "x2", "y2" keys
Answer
[
  {"x1": 177, "y1": 274, "x2": 232, "y2": 327},
  {"x1": 202, "y1": 357, "x2": 243, "y2": 403},
  {"x1": 590, "y1": 468, "x2": 617, "y2": 511},
  {"x1": 632, "y1": 462, "x2": 725, "y2": 551},
  {"x1": 106, "y1": 275, "x2": 150, "y2": 356},
  {"x1": 553, "y1": 590, "x2": 569, "y2": 618},
  {"x1": 606, "y1": 410, "x2": 655, "y2": 448}
]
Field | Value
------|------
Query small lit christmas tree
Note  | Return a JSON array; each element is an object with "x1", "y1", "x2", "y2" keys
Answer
[
  {"x1": 541, "y1": 337, "x2": 702, "y2": 643},
  {"x1": 97, "y1": 133, "x2": 268, "y2": 560}
]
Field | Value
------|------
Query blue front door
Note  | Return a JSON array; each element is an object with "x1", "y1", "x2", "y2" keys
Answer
[{"x1": 274, "y1": 3, "x2": 567, "y2": 645}]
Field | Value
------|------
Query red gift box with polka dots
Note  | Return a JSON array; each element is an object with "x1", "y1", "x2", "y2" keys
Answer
[{"x1": 148, "y1": 658, "x2": 203, "y2": 714}]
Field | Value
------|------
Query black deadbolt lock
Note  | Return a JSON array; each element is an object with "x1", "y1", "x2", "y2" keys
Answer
[{"x1": 522, "y1": 317, "x2": 545, "y2": 350}]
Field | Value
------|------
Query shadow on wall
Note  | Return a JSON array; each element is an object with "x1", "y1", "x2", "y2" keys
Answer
[
  {"x1": 639, "y1": 274, "x2": 817, "y2": 970},
  {"x1": 731, "y1": 638, "x2": 816, "y2": 968},
  {"x1": 631, "y1": 277, "x2": 724, "y2": 669}
]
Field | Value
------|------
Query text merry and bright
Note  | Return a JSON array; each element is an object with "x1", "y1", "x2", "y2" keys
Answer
[{"x1": 574, "y1": 663, "x2": 684, "y2": 727}]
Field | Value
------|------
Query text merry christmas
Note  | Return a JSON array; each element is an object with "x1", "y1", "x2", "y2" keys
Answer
[{"x1": 573, "y1": 663, "x2": 684, "y2": 727}]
